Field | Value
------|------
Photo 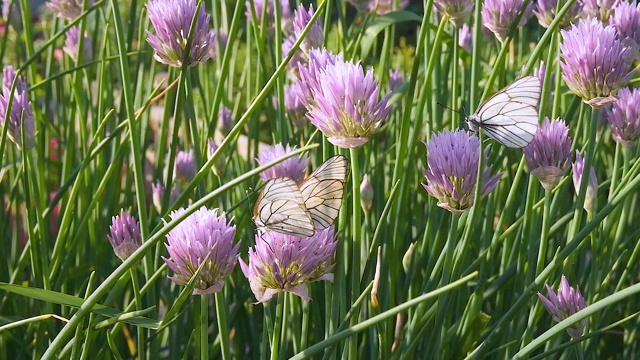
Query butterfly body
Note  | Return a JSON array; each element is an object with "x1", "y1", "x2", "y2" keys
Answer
[
  {"x1": 466, "y1": 76, "x2": 541, "y2": 148},
  {"x1": 253, "y1": 155, "x2": 350, "y2": 237}
]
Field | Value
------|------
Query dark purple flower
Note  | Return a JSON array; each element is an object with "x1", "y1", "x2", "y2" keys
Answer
[
  {"x1": 284, "y1": 82, "x2": 307, "y2": 130},
  {"x1": 603, "y1": 87, "x2": 640, "y2": 147},
  {"x1": 459, "y1": 23, "x2": 472, "y2": 52},
  {"x1": 307, "y1": 59, "x2": 391, "y2": 148},
  {"x1": 573, "y1": 151, "x2": 598, "y2": 212},
  {"x1": 292, "y1": 4, "x2": 323, "y2": 54},
  {"x1": 582, "y1": 0, "x2": 618, "y2": 22},
  {"x1": 0, "y1": 66, "x2": 34, "y2": 149},
  {"x1": 482, "y1": 0, "x2": 535, "y2": 42},
  {"x1": 538, "y1": 275, "x2": 588, "y2": 339},
  {"x1": 174, "y1": 150, "x2": 197, "y2": 182},
  {"x1": 47, "y1": 0, "x2": 89, "y2": 21},
  {"x1": 435, "y1": 0, "x2": 474, "y2": 27},
  {"x1": 146, "y1": 0, "x2": 215, "y2": 68},
  {"x1": 560, "y1": 18, "x2": 633, "y2": 107},
  {"x1": 107, "y1": 210, "x2": 142, "y2": 261},
  {"x1": 163, "y1": 207, "x2": 239, "y2": 295},
  {"x1": 256, "y1": 143, "x2": 308, "y2": 184},
  {"x1": 534, "y1": 0, "x2": 581, "y2": 28},
  {"x1": 370, "y1": 0, "x2": 410, "y2": 15},
  {"x1": 389, "y1": 68, "x2": 403, "y2": 92},
  {"x1": 217, "y1": 106, "x2": 233, "y2": 135},
  {"x1": 296, "y1": 48, "x2": 343, "y2": 106},
  {"x1": 63, "y1": 26, "x2": 92, "y2": 61},
  {"x1": 422, "y1": 129, "x2": 502, "y2": 213},
  {"x1": 523, "y1": 118, "x2": 573, "y2": 190},
  {"x1": 239, "y1": 227, "x2": 337, "y2": 303},
  {"x1": 610, "y1": 1, "x2": 640, "y2": 60}
]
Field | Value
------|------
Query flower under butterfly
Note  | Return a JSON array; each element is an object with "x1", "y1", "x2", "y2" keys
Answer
[
  {"x1": 292, "y1": 4, "x2": 323, "y2": 54},
  {"x1": 538, "y1": 275, "x2": 588, "y2": 339},
  {"x1": 146, "y1": 0, "x2": 215, "y2": 68},
  {"x1": 582, "y1": 0, "x2": 618, "y2": 23},
  {"x1": 534, "y1": 0, "x2": 581, "y2": 29},
  {"x1": 610, "y1": 1, "x2": 640, "y2": 60},
  {"x1": 256, "y1": 143, "x2": 309, "y2": 184},
  {"x1": 0, "y1": 66, "x2": 35, "y2": 150},
  {"x1": 47, "y1": 0, "x2": 88, "y2": 21},
  {"x1": 560, "y1": 18, "x2": 633, "y2": 108},
  {"x1": 523, "y1": 118, "x2": 573, "y2": 190},
  {"x1": 240, "y1": 227, "x2": 337, "y2": 303},
  {"x1": 435, "y1": 0, "x2": 474, "y2": 27},
  {"x1": 63, "y1": 26, "x2": 92, "y2": 61},
  {"x1": 107, "y1": 210, "x2": 142, "y2": 261},
  {"x1": 603, "y1": 87, "x2": 640, "y2": 147},
  {"x1": 482, "y1": 0, "x2": 535, "y2": 42},
  {"x1": 422, "y1": 130, "x2": 502, "y2": 213},
  {"x1": 163, "y1": 207, "x2": 239, "y2": 295},
  {"x1": 573, "y1": 151, "x2": 598, "y2": 213},
  {"x1": 306, "y1": 59, "x2": 391, "y2": 148},
  {"x1": 296, "y1": 48, "x2": 343, "y2": 106}
]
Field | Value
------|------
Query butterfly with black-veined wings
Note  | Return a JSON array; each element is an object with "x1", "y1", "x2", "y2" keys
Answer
[
  {"x1": 466, "y1": 76, "x2": 541, "y2": 148},
  {"x1": 253, "y1": 155, "x2": 350, "y2": 237}
]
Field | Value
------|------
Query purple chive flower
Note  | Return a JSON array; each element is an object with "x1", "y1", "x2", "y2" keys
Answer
[
  {"x1": 0, "y1": 66, "x2": 35, "y2": 150},
  {"x1": 459, "y1": 23, "x2": 473, "y2": 52},
  {"x1": 245, "y1": 0, "x2": 293, "y2": 32},
  {"x1": 482, "y1": 0, "x2": 535, "y2": 42},
  {"x1": 240, "y1": 227, "x2": 337, "y2": 303},
  {"x1": 296, "y1": 48, "x2": 344, "y2": 105},
  {"x1": 582, "y1": 0, "x2": 619, "y2": 22},
  {"x1": 370, "y1": 0, "x2": 410, "y2": 15},
  {"x1": 152, "y1": 181, "x2": 180, "y2": 212},
  {"x1": 523, "y1": 118, "x2": 573, "y2": 190},
  {"x1": 284, "y1": 82, "x2": 308, "y2": 130},
  {"x1": 422, "y1": 130, "x2": 502, "y2": 213},
  {"x1": 107, "y1": 210, "x2": 142, "y2": 261},
  {"x1": 538, "y1": 275, "x2": 588, "y2": 339},
  {"x1": 146, "y1": 0, "x2": 215, "y2": 68},
  {"x1": 174, "y1": 150, "x2": 197, "y2": 182},
  {"x1": 163, "y1": 207, "x2": 239, "y2": 295},
  {"x1": 209, "y1": 28, "x2": 228, "y2": 59},
  {"x1": 560, "y1": 18, "x2": 633, "y2": 108},
  {"x1": 534, "y1": 0, "x2": 581, "y2": 29},
  {"x1": 292, "y1": 4, "x2": 323, "y2": 54},
  {"x1": 217, "y1": 106, "x2": 233, "y2": 136},
  {"x1": 256, "y1": 143, "x2": 308, "y2": 184},
  {"x1": 532, "y1": 61, "x2": 547, "y2": 89},
  {"x1": 47, "y1": 0, "x2": 88, "y2": 21},
  {"x1": 63, "y1": 26, "x2": 92, "y2": 61},
  {"x1": 603, "y1": 87, "x2": 640, "y2": 147},
  {"x1": 610, "y1": 1, "x2": 640, "y2": 60},
  {"x1": 573, "y1": 151, "x2": 598, "y2": 213},
  {"x1": 360, "y1": 174, "x2": 374, "y2": 212},
  {"x1": 389, "y1": 68, "x2": 404, "y2": 92},
  {"x1": 307, "y1": 59, "x2": 391, "y2": 148},
  {"x1": 435, "y1": 0, "x2": 474, "y2": 27},
  {"x1": 207, "y1": 139, "x2": 226, "y2": 177}
]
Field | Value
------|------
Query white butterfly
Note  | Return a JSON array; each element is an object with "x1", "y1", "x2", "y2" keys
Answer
[
  {"x1": 466, "y1": 76, "x2": 541, "y2": 148},
  {"x1": 253, "y1": 155, "x2": 350, "y2": 237}
]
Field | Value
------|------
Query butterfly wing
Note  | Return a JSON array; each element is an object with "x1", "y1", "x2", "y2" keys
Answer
[
  {"x1": 253, "y1": 178, "x2": 315, "y2": 237},
  {"x1": 300, "y1": 155, "x2": 350, "y2": 229},
  {"x1": 470, "y1": 76, "x2": 541, "y2": 148}
]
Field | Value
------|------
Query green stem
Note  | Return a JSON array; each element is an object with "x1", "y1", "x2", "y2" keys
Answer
[
  {"x1": 215, "y1": 292, "x2": 231, "y2": 360},
  {"x1": 270, "y1": 293, "x2": 285, "y2": 360},
  {"x1": 130, "y1": 269, "x2": 144, "y2": 360},
  {"x1": 201, "y1": 295, "x2": 209, "y2": 360},
  {"x1": 348, "y1": 146, "x2": 361, "y2": 358}
]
